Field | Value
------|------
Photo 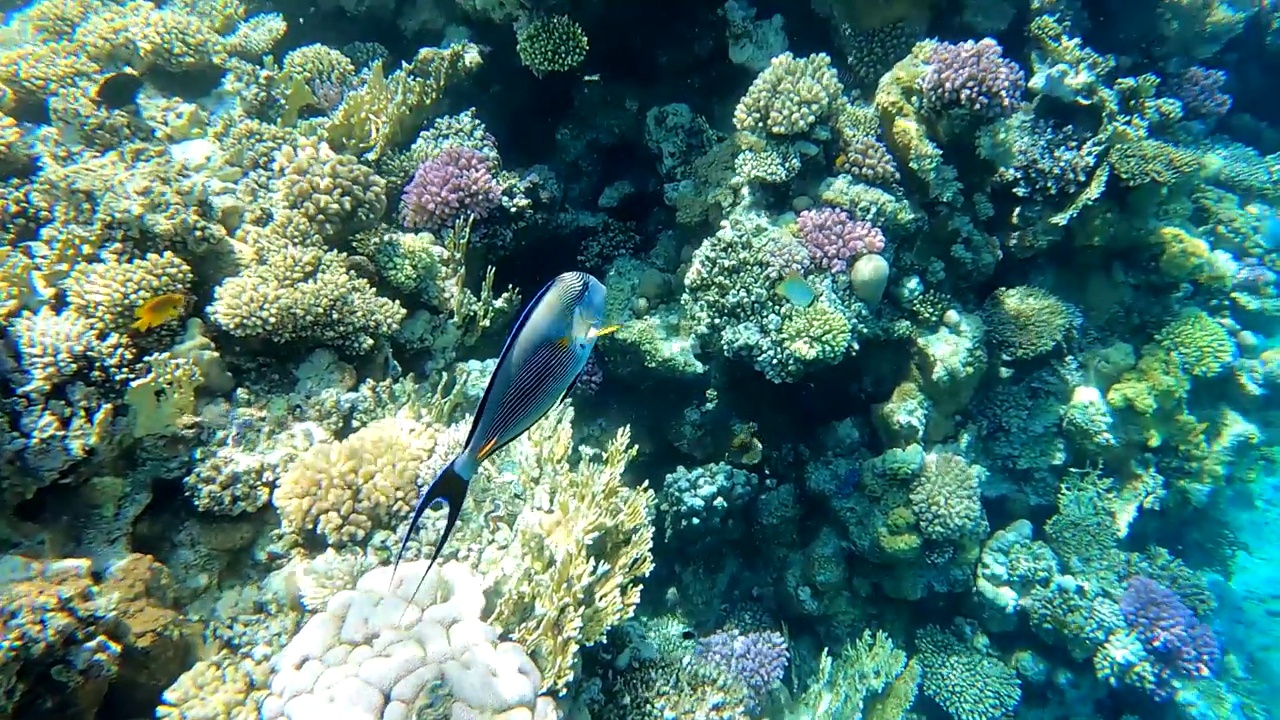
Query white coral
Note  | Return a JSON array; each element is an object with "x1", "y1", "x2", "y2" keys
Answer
[{"x1": 262, "y1": 560, "x2": 559, "y2": 720}]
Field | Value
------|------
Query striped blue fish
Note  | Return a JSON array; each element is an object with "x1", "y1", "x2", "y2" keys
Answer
[{"x1": 391, "y1": 271, "x2": 618, "y2": 597}]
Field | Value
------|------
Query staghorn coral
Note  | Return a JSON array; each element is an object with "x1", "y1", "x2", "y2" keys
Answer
[
  {"x1": 733, "y1": 52, "x2": 843, "y2": 136},
  {"x1": 516, "y1": 15, "x2": 589, "y2": 76}
]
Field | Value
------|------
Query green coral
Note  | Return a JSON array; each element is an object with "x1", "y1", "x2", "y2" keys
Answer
[
  {"x1": 1156, "y1": 310, "x2": 1237, "y2": 378},
  {"x1": 915, "y1": 626, "x2": 1021, "y2": 720},
  {"x1": 787, "y1": 629, "x2": 913, "y2": 720},
  {"x1": 779, "y1": 300, "x2": 852, "y2": 364},
  {"x1": 516, "y1": 15, "x2": 588, "y2": 76},
  {"x1": 982, "y1": 285, "x2": 1078, "y2": 360}
]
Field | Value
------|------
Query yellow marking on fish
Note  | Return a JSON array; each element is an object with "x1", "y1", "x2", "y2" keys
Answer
[
  {"x1": 477, "y1": 437, "x2": 499, "y2": 461},
  {"x1": 557, "y1": 335, "x2": 571, "y2": 349},
  {"x1": 589, "y1": 324, "x2": 621, "y2": 338},
  {"x1": 131, "y1": 293, "x2": 186, "y2": 332}
]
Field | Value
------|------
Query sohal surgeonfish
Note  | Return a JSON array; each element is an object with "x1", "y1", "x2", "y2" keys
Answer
[{"x1": 390, "y1": 271, "x2": 619, "y2": 599}]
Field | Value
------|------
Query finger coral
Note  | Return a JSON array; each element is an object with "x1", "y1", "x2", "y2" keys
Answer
[
  {"x1": 399, "y1": 145, "x2": 503, "y2": 232},
  {"x1": 796, "y1": 206, "x2": 887, "y2": 273},
  {"x1": 516, "y1": 15, "x2": 589, "y2": 76},
  {"x1": 733, "y1": 52, "x2": 843, "y2": 136},
  {"x1": 915, "y1": 38, "x2": 1025, "y2": 119}
]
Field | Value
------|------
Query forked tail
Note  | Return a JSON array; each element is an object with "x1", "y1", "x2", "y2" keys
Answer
[{"x1": 389, "y1": 460, "x2": 469, "y2": 614}]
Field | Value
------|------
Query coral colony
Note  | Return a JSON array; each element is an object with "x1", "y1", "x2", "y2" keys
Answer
[{"x1": 0, "y1": 0, "x2": 1278, "y2": 717}]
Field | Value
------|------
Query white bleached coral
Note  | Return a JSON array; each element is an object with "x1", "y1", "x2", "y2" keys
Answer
[{"x1": 262, "y1": 560, "x2": 558, "y2": 720}]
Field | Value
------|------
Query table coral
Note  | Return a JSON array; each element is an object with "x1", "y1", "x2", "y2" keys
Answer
[{"x1": 261, "y1": 560, "x2": 558, "y2": 720}]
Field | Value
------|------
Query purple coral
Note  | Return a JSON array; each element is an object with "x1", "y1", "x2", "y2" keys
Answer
[
  {"x1": 399, "y1": 146, "x2": 503, "y2": 232},
  {"x1": 574, "y1": 354, "x2": 603, "y2": 396},
  {"x1": 796, "y1": 206, "x2": 886, "y2": 273},
  {"x1": 1120, "y1": 576, "x2": 1221, "y2": 700},
  {"x1": 917, "y1": 38, "x2": 1025, "y2": 118},
  {"x1": 1170, "y1": 66, "x2": 1232, "y2": 121},
  {"x1": 694, "y1": 629, "x2": 789, "y2": 708}
]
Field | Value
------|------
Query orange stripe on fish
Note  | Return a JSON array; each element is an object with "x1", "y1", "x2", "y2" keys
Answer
[{"x1": 476, "y1": 437, "x2": 499, "y2": 461}]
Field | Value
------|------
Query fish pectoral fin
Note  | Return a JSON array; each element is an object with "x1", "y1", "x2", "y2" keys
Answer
[{"x1": 588, "y1": 324, "x2": 621, "y2": 339}]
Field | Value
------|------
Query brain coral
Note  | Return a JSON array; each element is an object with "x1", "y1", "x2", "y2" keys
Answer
[{"x1": 262, "y1": 561, "x2": 558, "y2": 720}]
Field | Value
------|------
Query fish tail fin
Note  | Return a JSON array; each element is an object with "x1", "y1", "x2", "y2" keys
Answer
[{"x1": 391, "y1": 460, "x2": 469, "y2": 612}]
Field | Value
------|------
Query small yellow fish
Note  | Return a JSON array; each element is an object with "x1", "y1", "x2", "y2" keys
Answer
[
  {"x1": 131, "y1": 293, "x2": 187, "y2": 332},
  {"x1": 775, "y1": 272, "x2": 816, "y2": 308}
]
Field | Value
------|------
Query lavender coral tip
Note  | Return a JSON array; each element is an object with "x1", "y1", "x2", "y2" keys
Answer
[
  {"x1": 1120, "y1": 576, "x2": 1221, "y2": 699},
  {"x1": 917, "y1": 38, "x2": 1025, "y2": 118},
  {"x1": 399, "y1": 145, "x2": 503, "y2": 232},
  {"x1": 694, "y1": 629, "x2": 789, "y2": 708},
  {"x1": 796, "y1": 206, "x2": 886, "y2": 274}
]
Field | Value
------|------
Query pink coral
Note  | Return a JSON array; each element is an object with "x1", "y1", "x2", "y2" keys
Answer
[
  {"x1": 1169, "y1": 66, "x2": 1232, "y2": 121},
  {"x1": 917, "y1": 38, "x2": 1024, "y2": 118},
  {"x1": 796, "y1": 207, "x2": 885, "y2": 273},
  {"x1": 399, "y1": 146, "x2": 503, "y2": 232}
]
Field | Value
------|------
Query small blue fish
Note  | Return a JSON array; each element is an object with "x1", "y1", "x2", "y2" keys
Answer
[
  {"x1": 391, "y1": 271, "x2": 619, "y2": 598},
  {"x1": 775, "y1": 272, "x2": 816, "y2": 308}
]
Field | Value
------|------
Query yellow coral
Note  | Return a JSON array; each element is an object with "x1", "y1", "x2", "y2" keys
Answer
[
  {"x1": 326, "y1": 43, "x2": 481, "y2": 160},
  {"x1": 1157, "y1": 310, "x2": 1237, "y2": 377},
  {"x1": 488, "y1": 404, "x2": 655, "y2": 693},
  {"x1": 125, "y1": 352, "x2": 202, "y2": 437},
  {"x1": 273, "y1": 417, "x2": 451, "y2": 547}
]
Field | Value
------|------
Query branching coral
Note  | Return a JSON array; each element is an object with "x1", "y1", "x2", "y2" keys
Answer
[
  {"x1": 733, "y1": 52, "x2": 843, "y2": 136},
  {"x1": 273, "y1": 417, "x2": 453, "y2": 547},
  {"x1": 208, "y1": 245, "x2": 405, "y2": 354},
  {"x1": 915, "y1": 625, "x2": 1021, "y2": 720},
  {"x1": 399, "y1": 145, "x2": 502, "y2": 232},
  {"x1": 909, "y1": 451, "x2": 989, "y2": 542},
  {"x1": 487, "y1": 406, "x2": 655, "y2": 692},
  {"x1": 516, "y1": 15, "x2": 589, "y2": 76},
  {"x1": 981, "y1": 285, "x2": 1079, "y2": 360},
  {"x1": 915, "y1": 38, "x2": 1024, "y2": 119}
]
